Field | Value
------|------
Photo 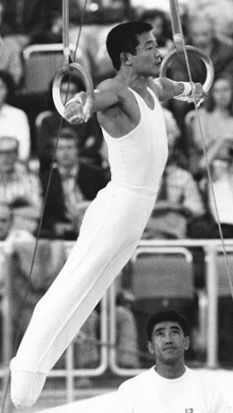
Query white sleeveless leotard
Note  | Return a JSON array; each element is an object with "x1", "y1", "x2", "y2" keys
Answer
[{"x1": 10, "y1": 87, "x2": 168, "y2": 408}]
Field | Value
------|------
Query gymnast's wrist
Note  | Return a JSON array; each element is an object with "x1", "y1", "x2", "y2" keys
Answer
[
  {"x1": 180, "y1": 82, "x2": 194, "y2": 96},
  {"x1": 66, "y1": 92, "x2": 86, "y2": 107}
]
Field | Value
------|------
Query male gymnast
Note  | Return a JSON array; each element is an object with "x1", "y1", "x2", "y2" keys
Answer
[{"x1": 10, "y1": 21, "x2": 204, "y2": 408}]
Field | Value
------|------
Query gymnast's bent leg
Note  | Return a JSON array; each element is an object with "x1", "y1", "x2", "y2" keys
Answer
[{"x1": 10, "y1": 184, "x2": 154, "y2": 408}]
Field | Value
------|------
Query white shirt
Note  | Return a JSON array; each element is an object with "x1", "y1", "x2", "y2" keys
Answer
[
  {"x1": 0, "y1": 104, "x2": 30, "y2": 161},
  {"x1": 117, "y1": 367, "x2": 231, "y2": 413}
]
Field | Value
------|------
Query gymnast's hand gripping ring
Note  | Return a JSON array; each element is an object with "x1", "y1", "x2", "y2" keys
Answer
[
  {"x1": 159, "y1": 45, "x2": 215, "y2": 105},
  {"x1": 52, "y1": 62, "x2": 94, "y2": 122}
]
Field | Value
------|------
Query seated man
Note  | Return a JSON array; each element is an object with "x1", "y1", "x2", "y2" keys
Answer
[
  {"x1": 0, "y1": 1, "x2": 24, "y2": 87},
  {"x1": 0, "y1": 137, "x2": 42, "y2": 234},
  {"x1": 189, "y1": 147, "x2": 233, "y2": 239},
  {"x1": 117, "y1": 310, "x2": 230, "y2": 413},
  {"x1": 144, "y1": 111, "x2": 204, "y2": 239},
  {"x1": 40, "y1": 127, "x2": 110, "y2": 239},
  {"x1": 0, "y1": 201, "x2": 35, "y2": 361}
]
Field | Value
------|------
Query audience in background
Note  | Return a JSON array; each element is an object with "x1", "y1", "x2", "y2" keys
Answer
[
  {"x1": 187, "y1": 15, "x2": 233, "y2": 79},
  {"x1": 116, "y1": 289, "x2": 140, "y2": 368},
  {"x1": 140, "y1": 8, "x2": 172, "y2": 57},
  {"x1": 0, "y1": 137, "x2": 42, "y2": 235},
  {"x1": 186, "y1": 0, "x2": 233, "y2": 45},
  {"x1": 144, "y1": 110, "x2": 204, "y2": 240},
  {"x1": 185, "y1": 73, "x2": 233, "y2": 177},
  {"x1": 0, "y1": 0, "x2": 24, "y2": 87},
  {"x1": 11, "y1": 239, "x2": 67, "y2": 345},
  {"x1": 35, "y1": 75, "x2": 103, "y2": 172},
  {"x1": 0, "y1": 201, "x2": 35, "y2": 360},
  {"x1": 40, "y1": 128, "x2": 109, "y2": 240},
  {"x1": 29, "y1": 11, "x2": 63, "y2": 45},
  {"x1": 0, "y1": 202, "x2": 35, "y2": 244},
  {"x1": 189, "y1": 148, "x2": 233, "y2": 239},
  {"x1": 69, "y1": 0, "x2": 133, "y2": 85},
  {"x1": 0, "y1": 71, "x2": 31, "y2": 163},
  {"x1": 20, "y1": 0, "x2": 61, "y2": 37},
  {"x1": 167, "y1": 14, "x2": 233, "y2": 134},
  {"x1": 74, "y1": 308, "x2": 100, "y2": 370}
]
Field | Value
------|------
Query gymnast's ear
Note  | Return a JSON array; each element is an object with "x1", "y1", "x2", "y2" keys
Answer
[
  {"x1": 120, "y1": 51, "x2": 133, "y2": 66},
  {"x1": 147, "y1": 340, "x2": 154, "y2": 355}
]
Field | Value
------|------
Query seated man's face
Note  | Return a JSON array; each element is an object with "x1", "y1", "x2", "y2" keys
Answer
[
  {"x1": 0, "y1": 205, "x2": 11, "y2": 240},
  {"x1": 190, "y1": 20, "x2": 214, "y2": 49},
  {"x1": 56, "y1": 137, "x2": 78, "y2": 169},
  {"x1": 212, "y1": 158, "x2": 230, "y2": 180},
  {"x1": 61, "y1": 81, "x2": 80, "y2": 105}
]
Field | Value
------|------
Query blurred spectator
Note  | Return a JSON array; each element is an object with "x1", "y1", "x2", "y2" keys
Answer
[
  {"x1": 185, "y1": 73, "x2": 233, "y2": 177},
  {"x1": 74, "y1": 308, "x2": 100, "y2": 370},
  {"x1": 35, "y1": 75, "x2": 103, "y2": 172},
  {"x1": 167, "y1": 14, "x2": 233, "y2": 84},
  {"x1": 29, "y1": 11, "x2": 63, "y2": 44},
  {"x1": 143, "y1": 110, "x2": 204, "y2": 240},
  {"x1": 40, "y1": 128, "x2": 109, "y2": 239},
  {"x1": 189, "y1": 148, "x2": 233, "y2": 239},
  {"x1": 140, "y1": 8, "x2": 172, "y2": 57},
  {"x1": 11, "y1": 239, "x2": 67, "y2": 344},
  {"x1": 187, "y1": 15, "x2": 233, "y2": 80},
  {"x1": 70, "y1": 0, "x2": 133, "y2": 25},
  {"x1": 166, "y1": 15, "x2": 233, "y2": 134},
  {"x1": 186, "y1": 0, "x2": 233, "y2": 44},
  {"x1": 0, "y1": 71, "x2": 31, "y2": 163},
  {"x1": 0, "y1": 202, "x2": 35, "y2": 244},
  {"x1": 0, "y1": 200, "x2": 35, "y2": 361},
  {"x1": 116, "y1": 289, "x2": 140, "y2": 368},
  {"x1": 0, "y1": 137, "x2": 42, "y2": 235},
  {"x1": 20, "y1": 0, "x2": 61, "y2": 35},
  {"x1": 69, "y1": 0, "x2": 133, "y2": 85},
  {"x1": 0, "y1": 1, "x2": 24, "y2": 86}
]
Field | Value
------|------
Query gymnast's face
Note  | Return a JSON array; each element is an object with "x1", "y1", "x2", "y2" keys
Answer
[
  {"x1": 131, "y1": 31, "x2": 162, "y2": 77},
  {"x1": 147, "y1": 321, "x2": 189, "y2": 366}
]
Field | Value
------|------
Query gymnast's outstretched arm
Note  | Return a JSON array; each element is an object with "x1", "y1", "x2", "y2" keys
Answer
[
  {"x1": 153, "y1": 77, "x2": 204, "y2": 101},
  {"x1": 64, "y1": 78, "x2": 125, "y2": 123}
]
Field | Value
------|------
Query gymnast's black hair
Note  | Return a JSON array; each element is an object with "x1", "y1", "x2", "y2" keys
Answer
[{"x1": 106, "y1": 21, "x2": 153, "y2": 70}]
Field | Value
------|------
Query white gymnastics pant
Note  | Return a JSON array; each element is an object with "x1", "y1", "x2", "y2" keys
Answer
[{"x1": 10, "y1": 182, "x2": 155, "y2": 407}]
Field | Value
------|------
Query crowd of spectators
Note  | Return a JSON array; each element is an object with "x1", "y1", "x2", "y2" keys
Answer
[
  {"x1": 0, "y1": 0, "x2": 232, "y2": 242},
  {"x1": 1, "y1": 0, "x2": 233, "y2": 368}
]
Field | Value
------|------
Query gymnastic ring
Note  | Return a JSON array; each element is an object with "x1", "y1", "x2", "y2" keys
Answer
[
  {"x1": 160, "y1": 45, "x2": 214, "y2": 104},
  {"x1": 52, "y1": 62, "x2": 94, "y2": 122}
]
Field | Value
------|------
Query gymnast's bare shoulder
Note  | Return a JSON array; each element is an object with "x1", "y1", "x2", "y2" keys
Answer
[
  {"x1": 96, "y1": 78, "x2": 144, "y2": 138},
  {"x1": 64, "y1": 77, "x2": 135, "y2": 125}
]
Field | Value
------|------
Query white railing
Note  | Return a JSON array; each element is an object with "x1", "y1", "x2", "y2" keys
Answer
[{"x1": 0, "y1": 238, "x2": 233, "y2": 401}]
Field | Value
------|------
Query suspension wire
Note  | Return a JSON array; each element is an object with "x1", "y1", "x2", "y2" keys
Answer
[
  {"x1": 0, "y1": 2, "x2": 89, "y2": 412},
  {"x1": 169, "y1": 0, "x2": 233, "y2": 298}
]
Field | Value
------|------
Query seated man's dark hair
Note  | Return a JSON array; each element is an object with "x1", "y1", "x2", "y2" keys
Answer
[
  {"x1": 106, "y1": 21, "x2": 153, "y2": 70},
  {"x1": 146, "y1": 310, "x2": 189, "y2": 340}
]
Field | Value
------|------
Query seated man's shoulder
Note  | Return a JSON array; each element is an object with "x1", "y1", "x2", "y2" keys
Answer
[
  {"x1": 7, "y1": 229, "x2": 35, "y2": 244},
  {"x1": 168, "y1": 164, "x2": 193, "y2": 181}
]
